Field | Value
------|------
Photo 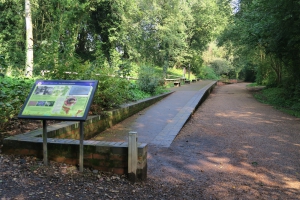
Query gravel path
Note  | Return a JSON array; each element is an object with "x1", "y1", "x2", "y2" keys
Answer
[
  {"x1": 148, "y1": 82, "x2": 300, "y2": 199},
  {"x1": 1, "y1": 83, "x2": 300, "y2": 199}
]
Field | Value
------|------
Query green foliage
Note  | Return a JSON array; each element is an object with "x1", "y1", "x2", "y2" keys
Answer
[
  {"x1": 91, "y1": 76, "x2": 131, "y2": 114},
  {"x1": 0, "y1": 55, "x2": 7, "y2": 71},
  {"x1": 254, "y1": 87, "x2": 300, "y2": 118},
  {"x1": 209, "y1": 58, "x2": 232, "y2": 77},
  {"x1": 127, "y1": 83, "x2": 151, "y2": 101},
  {"x1": 137, "y1": 65, "x2": 163, "y2": 95},
  {"x1": 0, "y1": 0, "x2": 232, "y2": 79},
  {"x1": 32, "y1": 0, "x2": 90, "y2": 77},
  {"x1": 166, "y1": 66, "x2": 197, "y2": 80},
  {"x1": 0, "y1": 0, "x2": 233, "y2": 123},
  {"x1": 0, "y1": 76, "x2": 34, "y2": 131},
  {"x1": 246, "y1": 83, "x2": 260, "y2": 87},
  {"x1": 0, "y1": 0, "x2": 25, "y2": 73},
  {"x1": 189, "y1": 54, "x2": 204, "y2": 76},
  {"x1": 198, "y1": 65, "x2": 218, "y2": 80},
  {"x1": 219, "y1": 0, "x2": 300, "y2": 89},
  {"x1": 153, "y1": 85, "x2": 169, "y2": 96},
  {"x1": 202, "y1": 41, "x2": 241, "y2": 80}
]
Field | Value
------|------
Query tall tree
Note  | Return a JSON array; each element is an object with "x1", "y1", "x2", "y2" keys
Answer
[
  {"x1": 219, "y1": 0, "x2": 300, "y2": 85},
  {"x1": 25, "y1": 0, "x2": 33, "y2": 77}
]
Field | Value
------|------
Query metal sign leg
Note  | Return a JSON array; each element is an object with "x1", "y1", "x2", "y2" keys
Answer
[
  {"x1": 79, "y1": 121, "x2": 84, "y2": 172},
  {"x1": 42, "y1": 120, "x2": 48, "y2": 166}
]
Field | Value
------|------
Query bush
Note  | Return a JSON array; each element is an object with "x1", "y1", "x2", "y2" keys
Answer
[
  {"x1": 254, "y1": 87, "x2": 300, "y2": 117},
  {"x1": 198, "y1": 66, "x2": 219, "y2": 80},
  {"x1": 137, "y1": 65, "x2": 162, "y2": 94},
  {"x1": 0, "y1": 77, "x2": 34, "y2": 131},
  {"x1": 128, "y1": 82, "x2": 151, "y2": 101},
  {"x1": 90, "y1": 76, "x2": 131, "y2": 114}
]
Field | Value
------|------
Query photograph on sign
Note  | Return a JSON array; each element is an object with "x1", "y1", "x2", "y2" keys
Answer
[{"x1": 18, "y1": 80, "x2": 98, "y2": 121}]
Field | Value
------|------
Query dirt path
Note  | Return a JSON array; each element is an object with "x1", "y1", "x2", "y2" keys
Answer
[{"x1": 147, "y1": 83, "x2": 300, "y2": 199}]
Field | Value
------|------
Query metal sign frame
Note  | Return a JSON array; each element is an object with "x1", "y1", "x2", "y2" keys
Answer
[
  {"x1": 18, "y1": 80, "x2": 98, "y2": 172},
  {"x1": 18, "y1": 80, "x2": 98, "y2": 121}
]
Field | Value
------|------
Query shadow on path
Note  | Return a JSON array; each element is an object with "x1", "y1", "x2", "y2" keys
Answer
[{"x1": 147, "y1": 83, "x2": 300, "y2": 199}]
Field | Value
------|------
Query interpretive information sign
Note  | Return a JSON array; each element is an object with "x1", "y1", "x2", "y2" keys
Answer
[{"x1": 18, "y1": 80, "x2": 98, "y2": 121}]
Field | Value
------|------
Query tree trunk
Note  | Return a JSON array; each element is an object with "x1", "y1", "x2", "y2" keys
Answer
[
  {"x1": 25, "y1": 0, "x2": 33, "y2": 77},
  {"x1": 270, "y1": 55, "x2": 282, "y2": 85}
]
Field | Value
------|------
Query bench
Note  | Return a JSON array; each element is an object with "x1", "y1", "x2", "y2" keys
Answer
[
  {"x1": 180, "y1": 77, "x2": 186, "y2": 82},
  {"x1": 165, "y1": 78, "x2": 181, "y2": 87},
  {"x1": 185, "y1": 80, "x2": 191, "y2": 84},
  {"x1": 192, "y1": 79, "x2": 196, "y2": 83},
  {"x1": 174, "y1": 82, "x2": 180, "y2": 87}
]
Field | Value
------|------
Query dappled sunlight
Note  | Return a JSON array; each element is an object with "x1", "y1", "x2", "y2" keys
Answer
[
  {"x1": 271, "y1": 152, "x2": 281, "y2": 155},
  {"x1": 243, "y1": 145, "x2": 253, "y2": 149},
  {"x1": 149, "y1": 129, "x2": 300, "y2": 198},
  {"x1": 285, "y1": 180, "x2": 300, "y2": 189},
  {"x1": 146, "y1": 83, "x2": 300, "y2": 198},
  {"x1": 214, "y1": 123, "x2": 223, "y2": 126},
  {"x1": 206, "y1": 157, "x2": 230, "y2": 165},
  {"x1": 237, "y1": 149, "x2": 248, "y2": 155},
  {"x1": 240, "y1": 161, "x2": 252, "y2": 168},
  {"x1": 269, "y1": 136, "x2": 289, "y2": 143},
  {"x1": 215, "y1": 111, "x2": 277, "y2": 125},
  {"x1": 196, "y1": 159, "x2": 290, "y2": 189},
  {"x1": 149, "y1": 152, "x2": 300, "y2": 196}
]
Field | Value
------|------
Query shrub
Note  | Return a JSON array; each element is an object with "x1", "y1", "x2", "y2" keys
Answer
[
  {"x1": 198, "y1": 65, "x2": 219, "y2": 80},
  {"x1": 137, "y1": 65, "x2": 162, "y2": 94},
  {"x1": 0, "y1": 77, "x2": 34, "y2": 131},
  {"x1": 89, "y1": 75, "x2": 131, "y2": 114},
  {"x1": 128, "y1": 82, "x2": 151, "y2": 101},
  {"x1": 254, "y1": 87, "x2": 300, "y2": 118}
]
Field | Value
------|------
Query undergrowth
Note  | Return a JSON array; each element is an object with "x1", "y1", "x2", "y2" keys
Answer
[
  {"x1": 253, "y1": 87, "x2": 300, "y2": 118},
  {"x1": 0, "y1": 77, "x2": 34, "y2": 131},
  {"x1": 0, "y1": 74, "x2": 170, "y2": 131},
  {"x1": 246, "y1": 83, "x2": 260, "y2": 87}
]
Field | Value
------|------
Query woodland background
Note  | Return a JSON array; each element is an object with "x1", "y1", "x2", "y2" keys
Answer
[{"x1": 1, "y1": 0, "x2": 300, "y2": 131}]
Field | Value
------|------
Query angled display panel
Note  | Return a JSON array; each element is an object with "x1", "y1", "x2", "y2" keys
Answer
[{"x1": 18, "y1": 80, "x2": 98, "y2": 121}]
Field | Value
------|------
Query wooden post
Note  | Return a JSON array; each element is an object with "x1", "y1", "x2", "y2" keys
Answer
[
  {"x1": 128, "y1": 131, "x2": 138, "y2": 183},
  {"x1": 42, "y1": 120, "x2": 48, "y2": 166}
]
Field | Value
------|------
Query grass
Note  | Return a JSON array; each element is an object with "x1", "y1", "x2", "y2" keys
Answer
[
  {"x1": 152, "y1": 66, "x2": 196, "y2": 80},
  {"x1": 246, "y1": 83, "x2": 261, "y2": 87}
]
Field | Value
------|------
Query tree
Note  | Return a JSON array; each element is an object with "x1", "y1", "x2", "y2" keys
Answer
[
  {"x1": 219, "y1": 0, "x2": 300, "y2": 86},
  {"x1": 1, "y1": 0, "x2": 232, "y2": 79},
  {"x1": 0, "y1": 0, "x2": 25, "y2": 75},
  {"x1": 179, "y1": 0, "x2": 231, "y2": 78},
  {"x1": 25, "y1": 0, "x2": 33, "y2": 77},
  {"x1": 209, "y1": 58, "x2": 232, "y2": 77}
]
